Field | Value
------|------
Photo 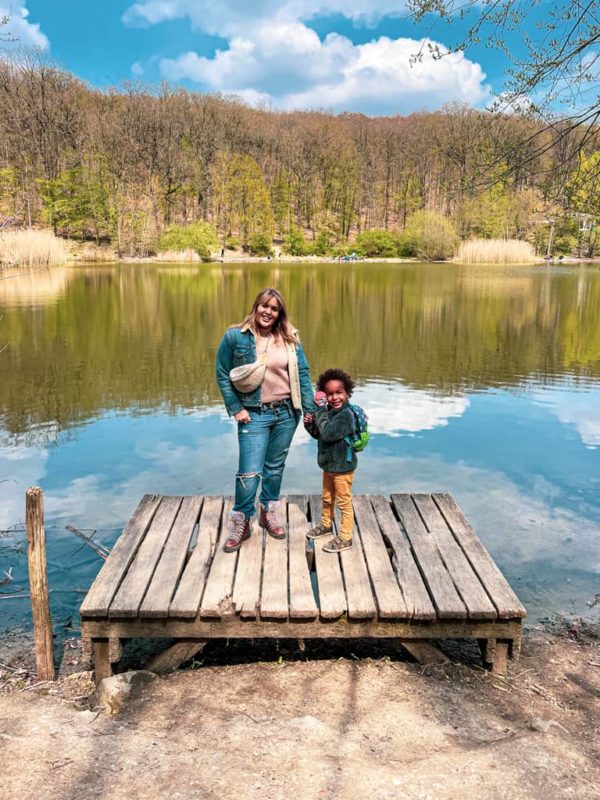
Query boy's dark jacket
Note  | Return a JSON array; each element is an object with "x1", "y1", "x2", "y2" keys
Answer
[{"x1": 308, "y1": 402, "x2": 357, "y2": 473}]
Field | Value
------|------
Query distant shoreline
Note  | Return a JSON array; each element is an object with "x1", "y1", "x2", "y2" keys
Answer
[{"x1": 69, "y1": 254, "x2": 600, "y2": 266}]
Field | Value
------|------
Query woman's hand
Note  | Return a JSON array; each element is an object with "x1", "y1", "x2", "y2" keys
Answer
[
  {"x1": 303, "y1": 412, "x2": 313, "y2": 426},
  {"x1": 234, "y1": 409, "x2": 251, "y2": 424}
]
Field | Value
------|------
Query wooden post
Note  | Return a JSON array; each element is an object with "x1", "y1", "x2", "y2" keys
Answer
[
  {"x1": 26, "y1": 486, "x2": 55, "y2": 681},
  {"x1": 92, "y1": 638, "x2": 112, "y2": 683}
]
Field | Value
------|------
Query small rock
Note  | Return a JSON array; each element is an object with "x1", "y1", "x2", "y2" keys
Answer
[
  {"x1": 529, "y1": 717, "x2": 568, "y2": 734},
  {"x1": 92, "y1": 670, "x2": 157, "y2": 715}
]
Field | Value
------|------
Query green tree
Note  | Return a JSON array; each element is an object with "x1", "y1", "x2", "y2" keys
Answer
[
  {"x1": 37, "y1": 160, "x2": 118, "y2": 242},
  {"x1": 0, "y1": 167, "x2": 19, "y2": 219},
  {"x1": 217, "y1": 154, "x2": 274, "y2": 247},
  {"x1": 401, "y1": 211, "x2": 458, "y2": 261},
  {"x1": 355, "y1": 229, "x2": 400, "y2": 257},
  {"x1": 246, "y1": 232, "x2": 273, "y2": 257},
  {"x1": 157, "y1": 220, "x2": 219, "y2": 260},
  {"x1": 283, "y1": 225, "x2": 312, "y2": 256}
]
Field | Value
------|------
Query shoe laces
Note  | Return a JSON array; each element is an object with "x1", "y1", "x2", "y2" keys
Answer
[
  {"x1": 228, "y1": 513, "x2": 247, "y2": 543},
  {"x1": 264, "y1": 503, "x2": 282, "y2": 529}
]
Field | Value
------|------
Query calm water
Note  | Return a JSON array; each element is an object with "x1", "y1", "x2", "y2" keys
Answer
[{"x1": 1, "y1": 261, "x2": 599, "y2": 632}]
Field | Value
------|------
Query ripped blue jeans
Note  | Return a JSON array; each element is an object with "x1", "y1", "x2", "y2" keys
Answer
[{"x1": 234, "y1": 400, "x2": 300, "y2": 518}]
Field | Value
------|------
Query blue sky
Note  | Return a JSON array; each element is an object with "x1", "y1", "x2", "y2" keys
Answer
[{"x1": 1, "y1": 1, "x2": 530, "y2": 115}]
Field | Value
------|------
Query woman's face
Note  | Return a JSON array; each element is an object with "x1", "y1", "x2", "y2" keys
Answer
[{"x1": 254, "y1": 295, "x2": 281, "y2": 333}]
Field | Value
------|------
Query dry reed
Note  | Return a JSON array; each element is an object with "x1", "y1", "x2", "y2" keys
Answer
[
  {"x1": 0, "y1": 229, "x2": 69, "y2": 267},
  {"x1": 455, "y1": 238, "x2": 538, "y2": 264},
  {"x1": 77, "y1": 243, "x2": 117, "y2": 263},
  {"x1": 153, "y1": 249, "x2": 202, "y2": 262}
]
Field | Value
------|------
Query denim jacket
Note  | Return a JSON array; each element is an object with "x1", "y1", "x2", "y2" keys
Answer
[{"x1": 216, "y1": 325, "x2": 315, "y2": 416}]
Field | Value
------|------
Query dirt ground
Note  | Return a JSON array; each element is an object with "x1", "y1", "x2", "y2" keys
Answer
[{"x1": 0, "y1": 624, "x2": 599, "y2": 800}]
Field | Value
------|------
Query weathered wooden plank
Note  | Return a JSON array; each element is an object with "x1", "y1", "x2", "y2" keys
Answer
[
  {"x1": 433, "y1": 493, "x2": 526, "y2": 619},
  {"x1": 400, "y1": 641, "x2": 450, "y2": 665},
  {"x1": 334, "y1": 504, "x2": 377, "y2": 620},
  {"x1": 92, "y1": 639, "x2": 111, "y2": 683},
  {"x1": 84, "y1": 617, "x2": 523, "y2": 643},
  {"x1": 110, "y1": 496, "x2": 183, "y2": 617},
  {"x1": 200, "y1": 499, "x2": 239, "y2": 617},
  {"x1": 352, "y1": 495, "x2": 407, "y2": 619},
  {"x1": 169, "y1": 496, "x2": 223, "y2": 617},
  {"x1": 308, "y1": 495, "x2": 346, "y2": 619},
  {"x1": 413, "y1": 494, "x2": 497, "y2": 621},
  {"x1": 287, "y1": 496, "x2": 318, "y2": 619},
  {"x1": 140, "y1": 496, "x2": 203, "y2": 618},
  {"x1": 260, "y1": 499, "x2": 289, "y2": 619},
  {"x1": 290, "y1": 494, "x2": 315, "y2": 572},
  {"x1": 148, "y1": 640, "x2": 207, "y2": 673},
  {"x1": 370, "y1": 495, "x2": 435, "y2": 621},
  {"x1": 25, "y1": 487, "x2": 54, "y2": 681},
  {"x1": 80, "y1": 494, "x2": 161, "y2": 617},
  {"x1": 232, "y1": 517, "x2": 264, "y2": 618},
  {"x1": 491, "y1": 641, "x2": 509, "y2": 675},
  {"x1": 391, "y1": 494, "x2": 466, "y2": 619}
]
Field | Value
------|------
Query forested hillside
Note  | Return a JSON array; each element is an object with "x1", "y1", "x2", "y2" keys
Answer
[{"x1": 1, "y1": 57, "x2": 599, "y2": 256}]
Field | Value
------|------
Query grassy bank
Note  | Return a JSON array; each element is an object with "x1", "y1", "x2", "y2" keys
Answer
[
  {"x1": 0, "y1": 229, "x2": 69, "y2": 267},
  {"x1": 456, "y1": 238, "x2": 538, "y2": 264}
]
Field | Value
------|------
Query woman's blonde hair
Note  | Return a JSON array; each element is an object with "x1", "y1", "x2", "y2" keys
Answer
[{"x1": 235, "y1": 288, "x2": 299, "y2": 345}]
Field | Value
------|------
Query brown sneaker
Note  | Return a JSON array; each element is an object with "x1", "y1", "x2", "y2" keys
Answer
[
  {"x1": 259, "y1": 501, "x2": 286, "y2": 539},
  {"x1": 322, "y1": 535, "x2": 352, "y2": 553},
  {"x1": 223, "y1": 510, "x2": 251, "y2": 552},
  {"x1": 306, "y1": 524, "x2": 333, "y2": 539}
]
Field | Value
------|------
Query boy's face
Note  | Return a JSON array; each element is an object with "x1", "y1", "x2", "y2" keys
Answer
[{"x1": 324, "y1": 379, "x2": 349, "y2": 410}]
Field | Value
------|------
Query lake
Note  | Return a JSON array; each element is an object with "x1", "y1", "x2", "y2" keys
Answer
[{"x1": 1, "y1": 261, "x2": 599, "y2": 634}]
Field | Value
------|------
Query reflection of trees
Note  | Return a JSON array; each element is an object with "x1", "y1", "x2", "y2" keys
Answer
[
  {"x1": 1, "y1": 264, "x2": 599, "y2": 435},
  {"x1": 0, "y1": 266, "x2": 74, "y2": 305}
]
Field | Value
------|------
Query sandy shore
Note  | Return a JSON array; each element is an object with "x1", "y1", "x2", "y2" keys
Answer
[{"x1": 1, "y1": 622, "x2": 598, "y2": 800}]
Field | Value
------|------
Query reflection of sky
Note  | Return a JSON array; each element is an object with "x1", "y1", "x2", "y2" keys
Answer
[
  {"x1": 352, "y1": 381, "x2": 469, "y2": 435},
  {"x1": 533, "y1": 386, "x2": 600, "y2": 449},
  {"x1": 1, "y1": 379, "x2": 599, "y2": 629}
]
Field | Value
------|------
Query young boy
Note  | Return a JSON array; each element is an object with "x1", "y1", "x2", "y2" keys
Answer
[{"x1": 304, "y1": 368, "x2": 358, "y2": 553}]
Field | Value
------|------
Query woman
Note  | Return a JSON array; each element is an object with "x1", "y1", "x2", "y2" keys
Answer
[{"x1": 216, "y1": 288, "x2": 314, "y2": 552}]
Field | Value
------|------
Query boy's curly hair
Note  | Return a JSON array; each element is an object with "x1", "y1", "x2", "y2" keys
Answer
[{"x1": 316, "y1": 368, "x2": 355, "y2": 396}]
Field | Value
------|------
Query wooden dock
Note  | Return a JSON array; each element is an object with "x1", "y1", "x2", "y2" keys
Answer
[{"x1": 80, "y1": 493, "x2": 526, "y2": 681}]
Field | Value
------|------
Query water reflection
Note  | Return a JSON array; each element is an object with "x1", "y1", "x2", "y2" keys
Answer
[
  {"x1": 354, "y1": 382, "x2": 469, "y2": 435},
  {"x1": 1, "y1": 262, "x2": 600, "y2": 437},
  {"x1": 0, "y1": 262, "x2": 599, "y2": 626},
  {"x1": 0, "y1": 266, "x2": 75, "y2": 307}
]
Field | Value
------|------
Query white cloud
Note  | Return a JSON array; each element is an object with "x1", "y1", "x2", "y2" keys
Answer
[
  {"x1": 534, "y1": 387, "x2": 600, "y2": 449},
  {"x1": 0, "y1": 2, "x2": 49, "y2": 50},
  {"x1": 161, "y1": 31, "x2": 489, "y2": 114},
  {"x1": 0, "y1": 443, "x2": 48, "y2": 528},
  {"x1": 131, "y1": 61, "x2": 145, "y2": 77},
  {"x1": 352, "y1": 381, "x2": 468, "y2": 435},
  {"x1": 123, "y1": 1, "x2": 408, "y2": 35},
  {"x1": 125, "y1": 1, "x2": 490, "y2": 114}
]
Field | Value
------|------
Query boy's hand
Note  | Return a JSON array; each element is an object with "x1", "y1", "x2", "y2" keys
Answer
[
  {"x1": 314, "y1": 391, "x2": 328, "y2": 408},
  {"x1": 303, "y1": 412, "x2": 313, "y2": 426}
]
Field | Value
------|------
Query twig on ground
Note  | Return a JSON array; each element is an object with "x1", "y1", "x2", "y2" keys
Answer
[
  {"x1": 0, "y1": 593, "x2": 31, "y2": 600},
  {"x1": 0, "y1": 567, "x2": 13, "y2": 586},
  {"x1": 65, "y1": 525, "x2": 110, "y2": 560}
]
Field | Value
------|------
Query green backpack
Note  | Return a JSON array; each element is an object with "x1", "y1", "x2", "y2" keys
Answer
[{"x1": 345, "y1": 403, "x2": 370, "y2": 460}]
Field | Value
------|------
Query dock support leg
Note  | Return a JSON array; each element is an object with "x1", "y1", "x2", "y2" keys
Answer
[
  {"x1": 480, "y1": 633, "x2": 519, "y2": 674},
  {"x1": 491, "y1": 641, "x2": 509, "y2": 675},
  {"x1": 508, "y1": 628, "x2": 522, "y2": 662},
  {"x1": 478, "y1": 637, "x2": 496, "y2": 668},
  {"x1": 109, "y1": 637, "x2": 126, "y2": 665},
  {"x1": 92, "y1": 638, "x2": 112, "y2": 684}
]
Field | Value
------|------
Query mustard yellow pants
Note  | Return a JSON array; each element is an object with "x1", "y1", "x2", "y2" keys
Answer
[{"x1": 321, "y1": 471, "x2": 355, "y2": 542}]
